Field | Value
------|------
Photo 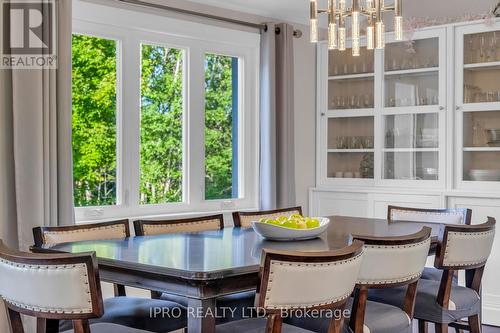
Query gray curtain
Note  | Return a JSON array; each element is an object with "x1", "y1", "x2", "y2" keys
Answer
[
  {"x1": 0, "y1": 0, "x2": 74, "y2": 252},
  {"x1": 260, "y1": 23, "x2": 296, "y2": 210}
]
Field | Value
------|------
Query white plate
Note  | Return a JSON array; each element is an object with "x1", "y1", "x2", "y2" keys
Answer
[{"x1": 251, "y1": 217, "x2": 330, "y2": 241}]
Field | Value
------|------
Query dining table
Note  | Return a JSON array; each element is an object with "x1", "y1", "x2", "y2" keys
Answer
[{"x1": 33, "y1": 215, "x2": 443, "y2": 333}]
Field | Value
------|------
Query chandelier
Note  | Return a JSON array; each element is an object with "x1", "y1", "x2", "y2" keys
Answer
[{"x1": 309, "y1": 0, "x2": 403, "y2": 55}]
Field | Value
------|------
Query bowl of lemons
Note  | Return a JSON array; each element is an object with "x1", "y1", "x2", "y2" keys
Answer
[{"x1": 251, "y1": 214, "x2": 330, "y2": 241}]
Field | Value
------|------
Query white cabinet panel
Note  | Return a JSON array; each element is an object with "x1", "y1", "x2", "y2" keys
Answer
[
  {"x1": 310, "y1": 191, "x2": 369, "y2": 217},
  {"x1": 368, "y1": 193, "x2": 443, "y2": 219},
  {"x1": 448, "y1": 196, "x2": 500, "y2": 326}
]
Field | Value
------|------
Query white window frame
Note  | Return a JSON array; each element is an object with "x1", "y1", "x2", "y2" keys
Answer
[{"x1": 72, "y1": 0, "x2": 260, "y2": 222}]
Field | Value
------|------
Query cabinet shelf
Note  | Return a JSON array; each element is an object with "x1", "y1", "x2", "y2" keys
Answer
[
  {"x1": 328, "y1": 73, "x2": 374, "y2": 80},
  {"x1": 463, "y1": 147, "x2": 500, "y2": 152},
  {"x1": 328, "y1": 149, "x2": 374, "y2": 153},
  {"x1": 384, "y1": 67, "x2": 439, "y2": 76},
  {"x1": 383, "y1": 148, "x2": 439, "y2": 153},
  {"x1": 463, "y1": 61, "x2": 500, "y2": 70}
]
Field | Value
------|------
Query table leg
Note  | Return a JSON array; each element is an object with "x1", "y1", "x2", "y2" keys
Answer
[{"x1": 187, "y1": 298, "x2": 217, "y2": 333}]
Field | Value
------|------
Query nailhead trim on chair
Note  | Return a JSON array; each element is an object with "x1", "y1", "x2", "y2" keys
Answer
[
  {"x1": 443, "y1": 230, "x2": 495, "y2": 267},
  {"x1": 391, "y1": 210, "x2": 465, "y2": 222},
  {"x1": 143, "y1": 219, "x2": 221, "y2": 235},
  {"x1": 42, "y1": 225, "x2": 127, "y2": 244},
  {"x1": 356, "y1": 238, "x2": 430, "y2": 285},
  {"x1": 0, "y1": 259, "x2": 93, "y2": 313},
  {"x1": 264, "y1": 252, "x2": 363, "y2": 309}
]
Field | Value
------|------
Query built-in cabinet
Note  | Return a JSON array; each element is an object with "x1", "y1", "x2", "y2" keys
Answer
[{"x1": 313, "y1": 19, "x2": 500, "y2": 325}]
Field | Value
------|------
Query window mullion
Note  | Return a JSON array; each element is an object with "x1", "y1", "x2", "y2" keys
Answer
[
  {"x1": 188, "y1": 47, "x2": 206, "y2": 207},
  {"x1": 120, "y1": 37, "x2": 141, "y2": 209}
]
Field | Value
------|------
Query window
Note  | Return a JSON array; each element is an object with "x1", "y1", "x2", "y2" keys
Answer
[
  {"x1": 205, "y1": 54, "x2": 239, "y2": 200},
  {"x1": 72, "y1": 34, "x2": 118, "y2": 207},
  {"x1": 72, "y1": 1, "x2": 259, "y2": 221},
  {"x1": 140, "y1": 44, "x2": 184, "y2": 205}
]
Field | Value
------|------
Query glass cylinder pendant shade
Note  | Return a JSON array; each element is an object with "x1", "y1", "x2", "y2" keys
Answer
[{"x1": 310, "y1": 0, "x2": 318, "y2": 43}]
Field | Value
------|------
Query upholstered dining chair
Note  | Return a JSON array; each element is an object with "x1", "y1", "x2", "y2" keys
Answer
[
  {"x1": 217, "y1": 241, "x2": 365, "y2": 333},
  {"x1": 286, "y1": 227, "x2": 432, "y2": 333},
  {"x1": 215, "y1": 207, "x2": 304, "y2": 324},
  {"x1": 0, "y1": 240, "x2": 155, "y2": 333},
  {"x1": 134, "y1": 214, "x2": 224, "y2": 236},
  {"x1": 387, "y1": 206, "x2": 472, "y2": 283},
  {"x1": 32, "y1": 221, "x2": 187, "y2": 333},
  {"x1": 134, "y1": 214, "x2": 225, "y2": 305},
  {"x1": 232, "y1": 206, "x2": 303, "y2": 228},
  {"x1": 33, "y1": 220, "x2": 130, "y2": 297},
  {"x1": 368, "y1": 217, "x2": 496, "y2": 333}
]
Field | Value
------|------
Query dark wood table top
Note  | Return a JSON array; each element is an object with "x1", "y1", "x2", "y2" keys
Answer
[{"x1": 38, "y1": 216, "x2": 442, "y2": 281}]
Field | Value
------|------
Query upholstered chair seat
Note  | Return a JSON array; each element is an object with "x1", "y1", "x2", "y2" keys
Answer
[
  {"x1": 59, "y1": 297, "x2": 187, "y2": 333},
  {"x1": 286, "y1": 297, "x2": 412, "y2": 333},
  {"x1": 218, "y1": 318, "x2": 314, "y2": 333},
  {"x1": 370, "y1": 217, "x2": 495, "y2": 333},
  {"x1": 61, "y1": 323, "x2": 154, "y2": 333},
  {"x1": 216, "y1": 242, "x2": 365, "y2": 333},
  {"x1": 368, "y1": 279, "x2": 480, "y2": 324},
  {"x1": 285, "y1": 227, "x2": 431, "y2": 333},
  {"x1": 421, "y1": 267, "x2": 458, "y2": 284}
]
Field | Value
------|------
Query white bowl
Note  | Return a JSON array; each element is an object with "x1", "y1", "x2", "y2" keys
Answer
[{"x1": 251, "y1": 217, "x2": 330, "y2": 241}]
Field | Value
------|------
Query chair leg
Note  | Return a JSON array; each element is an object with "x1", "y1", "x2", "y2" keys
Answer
[
  {"x1": 72, "y1": 320, "x2": 91, "y2": 333},
  {"x1": 418, "y1": 320, "x2": 428, "y2": 333},
  {"x1": 266, "y1": 314, "x2": 283, "y2": 333},
  {"x1": 434, "y1": 323, "x2": 448, "y2": 333},
  {"x1": 469, "y1": 314, "x2": 481, "y2": 333},
  {"x1": 6, "y1": 308, "x2": 24, "y2": 333},
  {"x1": 327, "y1": 317, "x2": 344, "y2": 333}
]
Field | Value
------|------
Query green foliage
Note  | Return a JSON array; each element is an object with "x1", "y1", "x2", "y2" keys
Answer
[
  {"x1": 140, "y1": 44, "x2": 183, "y2": 204},
  {"x1": 72, "y1": 34, "x2": 117, "y2": 206},
  {"x1": 205, "y1": 54, "x2": 235, "y2": 200},
  {"x1": 72, "y1": 36, "x2": 236, "y2": 207}
]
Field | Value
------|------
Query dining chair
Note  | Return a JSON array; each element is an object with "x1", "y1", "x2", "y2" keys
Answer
[
  {"x1": 134, "y1": 214, "x2": 225, "y2": 304},
  {"x1": 217, "y1": 241, "x2": 365, "y2": 333},
  {"x1": 368, "y1": 217, "x2": 496, "y2": 333},
  {"x1": 387, "y1": 205, "x2": 472, "y2": 283},
  {"x1": 232, "y1": 206, "x2": 303, "y2": 228},
  {"x1": 215, "y1": 206, "x2": 304, "y2": 324},
  {"x1": 0, "y1": 239, "x2": 155, "y2": 333},
  {"x1": 134, "y1": 214, "x2": 224, "y2": 236},
  {"x1": 33, "y1": 220, "x2": 130, "y2": 297},
  {"x1": 285, "y1": 227, "x2": 432, "y2": 333},
  {"x1": 32, "y1": 221, "x2": 187, "y2": 333}
]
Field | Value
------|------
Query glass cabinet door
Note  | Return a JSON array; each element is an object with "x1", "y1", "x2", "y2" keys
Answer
[
  {"x1": 328, "y1": 47, "x2": 374, "y2": 110},
  {"x1": 457, "y1": 24, "x2": 500, "y2": 186},
  {"x1": 327, "y1": 117, "x2": 374, "y2": 179},
  {"x1": 463, "y1": 31, "x2": 500, "y2": 104},
  {"x1": 384, "y1": 37, "x2": 441, "y2": 109},
  {"x1": 382, "y1": 113, "x2": 439, "y2": 180}
]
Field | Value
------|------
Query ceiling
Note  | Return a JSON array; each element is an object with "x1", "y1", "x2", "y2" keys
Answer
[{"x1": 186, "y1": 0, "x2": 499, "y2": 25}]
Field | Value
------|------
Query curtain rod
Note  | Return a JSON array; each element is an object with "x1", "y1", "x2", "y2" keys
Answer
[{"x1": 114, "y1": 0, "x2": 302, "y2": 37}]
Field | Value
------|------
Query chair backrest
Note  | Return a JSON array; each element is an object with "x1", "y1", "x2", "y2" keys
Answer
[
  {"x1": 353, "y1": 227, "x2": 432, "y2": 288},
  {"x1": 348, "y1": 227, "x2": 432, "y2": 333},
  {"x1": 33, "y1": 220, "x2": 130, "y2": 247},
  {"x1": 433, "y1": 217, "x2": 496, "y2": 309},
  {"x1": 256, "y1": 241, "x2": 364, "y2": 313},
  {"x1": 0, "y1": 240, "x2": 103, "y2": 329},
  {"x1": 233, "y1": 206, "x2": 303, "y2": 228},
  {"x1": 134, "y1": 214, "x2": 224, "y2": 236},
  {"x1": 435, "y1": 217, "x2": 495, "y2": 270},
  {"x1": 387, "y1": 205, "x2": 472, "y2": 225}
]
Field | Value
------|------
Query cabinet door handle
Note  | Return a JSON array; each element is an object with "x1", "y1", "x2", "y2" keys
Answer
[
  {"x1": 439, "y1": 106, "x2": 445, "y2": 111},
  {"x1": 456, "y1": 106, "x2": 461, "y2": 110}
]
